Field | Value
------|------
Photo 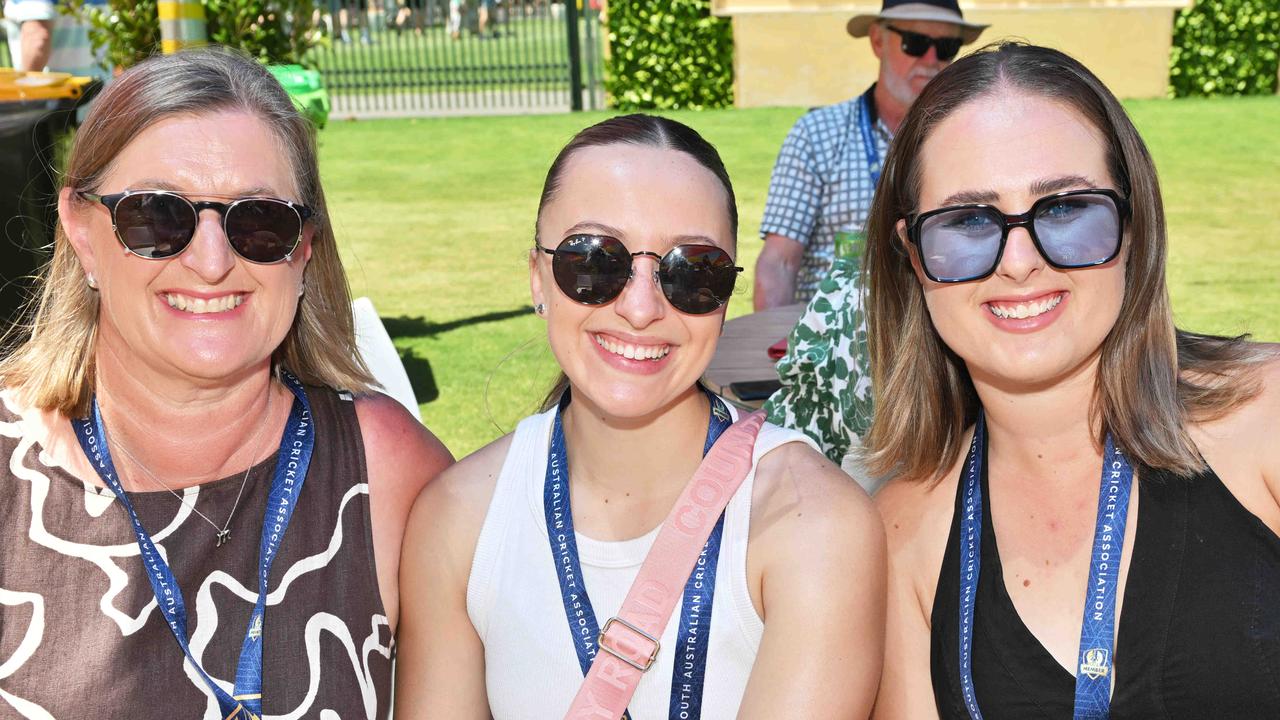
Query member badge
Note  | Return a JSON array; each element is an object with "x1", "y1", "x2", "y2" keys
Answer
[{"x1": 1079, "y1": 647, "x2": 1111, "y2": 680}]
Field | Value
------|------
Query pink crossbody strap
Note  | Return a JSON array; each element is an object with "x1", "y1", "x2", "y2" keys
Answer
[{"x1": 563, "y1": 410, "x2": 767, "y2": 720}]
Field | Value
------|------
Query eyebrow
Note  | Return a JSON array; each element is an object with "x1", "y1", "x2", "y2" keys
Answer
[
  {"x1": 938, "y1": 175, "x2": 1099, "y2": 207},
  {"x1": 127, "y1": 180, "x2": 281, "y2": 198},
  {"x1": 561, "y1": 222, "x2": 720, "y2": 248}
]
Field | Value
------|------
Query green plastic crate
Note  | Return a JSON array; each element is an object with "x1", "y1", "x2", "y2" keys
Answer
[{"x1": 267, "y1": 64, "x2": 330, "y2": 130}]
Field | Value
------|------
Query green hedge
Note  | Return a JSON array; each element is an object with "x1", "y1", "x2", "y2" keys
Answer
[
  {"x1": 63, "y1": 0, "x2": 322, "y2": 71},
  {"x1": 205, "y1": 0, "x2": 323, "y2": 66},
  {"x1": 64, "y1": 0, "x2": 160, "y2": 70},
  {"x1": 605, "y1": 0, "x2": 734, "y2": 110},
  {"x1": 1169, "y1": 0, "x2": 1279, "y2": 97}
]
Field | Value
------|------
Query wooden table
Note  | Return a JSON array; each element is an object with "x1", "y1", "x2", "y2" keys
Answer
[{"x1": 702, "y1": 303, "x2": 805, "y2": 409}]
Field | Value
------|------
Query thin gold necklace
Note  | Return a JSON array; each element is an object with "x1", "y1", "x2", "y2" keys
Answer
[{"x1": 105, "y1": 387, "x2": 275, "y2": 548}]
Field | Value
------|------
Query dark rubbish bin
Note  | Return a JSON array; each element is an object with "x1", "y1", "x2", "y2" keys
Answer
[{"x1": 0, "y1": 71, "x2": 97, "y2": 333}]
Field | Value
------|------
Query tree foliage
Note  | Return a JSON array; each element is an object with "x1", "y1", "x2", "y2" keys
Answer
[
  {"x1": 62, "y1": 0, "x2": 323, "y2": 71},
  {"x1": 1169, "y1": 0, "x2": 1279, "y2": 97},
  {"x1": 205, "y1": 0, "x2": 323, "y2": 66},
  {"x1": 63, "y1": 0, "x2": 160, "y2": 70},
  {"x1": 605, "y1": 0, "x2": 734, "y2": 110}
]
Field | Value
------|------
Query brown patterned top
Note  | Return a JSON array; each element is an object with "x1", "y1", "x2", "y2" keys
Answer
[{"x1": 0, "y1": 386, "x2": 391, "y2": 719}]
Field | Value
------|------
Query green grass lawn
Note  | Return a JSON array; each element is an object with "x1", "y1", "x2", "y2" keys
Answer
[{"x1": 319, "y1": 96, "x2": 1280, "y2": 457}]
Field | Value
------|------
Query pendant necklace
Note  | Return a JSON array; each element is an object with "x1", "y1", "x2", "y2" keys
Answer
[{"x1": 104, "y1": 385, "x2": 275, "y2": 548}]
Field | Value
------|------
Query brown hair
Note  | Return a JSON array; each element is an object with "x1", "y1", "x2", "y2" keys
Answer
[
  {"x1": 0, "y1": 47, "x2": 374, "y2": 415},
  {"x1": 534, "y1": 114, "x2": 738, "y2": 411},
  {"x1": 863, "y1": 42, "x2": 1263, "y2": 481}
]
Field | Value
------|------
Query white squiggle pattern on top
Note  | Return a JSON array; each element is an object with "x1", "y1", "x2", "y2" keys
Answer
[
  {"x1": 5, "y1": 416, "x2": 197, "y2": 636},
  {"x1": 1, "y1": 405, "x2": 386, "y2": 719},
  {"x1": 179, "y1": 483, "x2": 382, "y2": 719}
]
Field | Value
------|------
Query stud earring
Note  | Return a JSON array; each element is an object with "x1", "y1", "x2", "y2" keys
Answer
[
  {"x1": 86, "y1": 274, "x2": 98, "y2": 290},
  {"x1": 534, "y1": 303, "x2": 546, "y2": 315}
]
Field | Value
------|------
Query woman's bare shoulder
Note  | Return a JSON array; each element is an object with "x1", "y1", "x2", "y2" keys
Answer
[
  {"x1": 1193, "y1": 348, "x2": 1280, "y2": 531},
  {"x1": 400, "y1": 430, "x2": 515, "y2": 589},
  {"x1": 355, "y1": 393, "x2": 454, "y2": 492},
  {"x1": 872, "y1": 437, "x2": 968, "y2": 611},
  {"x1": 1193, "y1": 346, "x2": 1280, "y2": 451},
  {"x1": 751, "y1": 439, "x2": 882, "y2": 546},
  {"x1": 412, "y1": 430, "x2": 514, "y2": 528}
]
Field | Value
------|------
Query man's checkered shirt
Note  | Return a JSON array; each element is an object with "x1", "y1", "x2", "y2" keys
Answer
[{"x1": 759, "y1": 95, "x2": 891, "y2": 302}]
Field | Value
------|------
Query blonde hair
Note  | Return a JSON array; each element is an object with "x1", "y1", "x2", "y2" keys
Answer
[
  {"x1": 863, "y1": 43, "x2": 1264, "y2": 482},
  {"x1": 0, "y1": 47, "x2": 374, "y2": 415}
]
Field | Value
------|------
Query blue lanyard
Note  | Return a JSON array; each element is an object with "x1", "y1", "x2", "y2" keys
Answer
[
  {"x1": 857, "y1": 90, "x2": 883, "y2": 187},
  {"x1": 544, "y1": 391, "x2": 733, "y2": 720},
  {"x1": 957, "y1": 413, "x2": 1134, "y2": 720},
  {"x1": 73, "y1": 372, "x2": 315, "y2": 720}
]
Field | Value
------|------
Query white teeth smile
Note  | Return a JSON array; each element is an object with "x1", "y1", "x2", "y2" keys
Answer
[
  {"x1": 987, "y1": 293, "x2": 1063, "y2": 320},
  {"x1": 165, "y1": 293, "x2": 245, "y2": 314},
  {"x1": 594, "y1": 334, "x2": 670, "y2": 361}
]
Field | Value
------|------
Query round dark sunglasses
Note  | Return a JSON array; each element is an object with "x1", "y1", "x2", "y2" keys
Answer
[
  {"x1": 537, "y1": 234, "x2": 743, "y2": 315},
  {"x1": 78, "y1": 189, "x2": 312, "y2": 264},
  {"x1": 884, "y1": 24, "x2": 963, "y2": 62},
  {"x1": 905, "y1": 189, "x2": 1131, "y2": 284}
]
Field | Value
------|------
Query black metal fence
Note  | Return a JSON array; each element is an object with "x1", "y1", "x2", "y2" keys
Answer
[{"x1": 310, "y1": 0, "x2": 605, "y2": 117}]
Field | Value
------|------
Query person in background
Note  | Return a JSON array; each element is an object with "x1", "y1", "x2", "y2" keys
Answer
[
  {"x1": 3, "y1": 0, "x2": 111, "y2": 80},
  {"x1": 870, "y1": 42, "x2": 1280, "y2": 718},
  {"x1": 3, "y1": 0, "x2": 55, "y2": 70},
  {"x1": 395, "y1": 114, "x2": 884, "y2": 719},
  {"x1": 338, "y1": 0, "x2": 372, "y2": 44},
  {"x1": 0, "y1": 48, "x2": 451, "y2": 717},
  {"x1": 755, "y1": 0, "x2": 986, "y2": 310},
  {"x1": 760, "y1": 0, "x2": 987, "y2": 485}
]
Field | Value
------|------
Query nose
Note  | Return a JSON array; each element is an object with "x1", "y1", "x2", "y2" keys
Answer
[
  {"x1": 178, "y1": 208, "x2": 236, "y2": 283},
  {"x1": 994, "y1": 226, "x2": 1045, "y2": 285},
  {"x1": 612, "y1": 255, "x2": 666, "y2": 329}
]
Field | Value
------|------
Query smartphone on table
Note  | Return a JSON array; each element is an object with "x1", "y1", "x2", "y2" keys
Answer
[{"x1": 728, "y1": 379, "x2": 783, "y2": 402}]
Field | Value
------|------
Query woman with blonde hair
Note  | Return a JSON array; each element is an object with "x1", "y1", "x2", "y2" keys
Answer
[
  {"x1": 870, "y1": 43, "x2": 1280, "y2": 718},
  {"x1": 0, "y1": 48, "x2": 450, "y2": 718}
]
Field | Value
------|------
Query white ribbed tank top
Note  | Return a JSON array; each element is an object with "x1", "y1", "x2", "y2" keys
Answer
[{"x1": 466, "y1": 403, "x2": 819, "y2": 719}]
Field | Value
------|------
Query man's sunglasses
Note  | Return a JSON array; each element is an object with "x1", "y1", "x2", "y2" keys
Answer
[
  {"x1": 537, "y1": 234, "x2": 743, "y2": 315},
  {"x1": 78, "y1": 189, "x2": 313, "y2": 264},
  {"x1": 884, "y1": 24, "x2": 964, "y2": 62},
  {"x1": 905, "y1": 189, "x2": 1130, "y2": 283}
]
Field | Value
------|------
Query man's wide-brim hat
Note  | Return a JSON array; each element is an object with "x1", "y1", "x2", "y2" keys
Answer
[{"x1": 847, "y1": 0, "x2": 988, "y2": 45}]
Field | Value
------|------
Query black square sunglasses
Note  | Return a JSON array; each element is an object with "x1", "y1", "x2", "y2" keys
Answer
[
  {"x1": 537, "y1": 234, "x2": 743, "y2": 315},
  {"x1": 78, "y1": 189, "x2": 313, "y2": 264},
  {"x1": 905, "y1": 188, "x2": 1131, "y2": 283},
  {"x1": 885, "y1": 24, "x2": 964, "y2": 62}
]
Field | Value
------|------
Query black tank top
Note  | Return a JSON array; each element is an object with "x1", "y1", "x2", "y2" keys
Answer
[
  {"x1": 931, "y1": 437, "x2": 1280, "y2": 718},
  {"x1": 0, "y1": 386, "x2": 392, "y2": 718}
]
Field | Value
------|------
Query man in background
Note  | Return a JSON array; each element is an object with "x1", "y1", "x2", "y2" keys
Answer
[
  {"x1": 755, "y1": 0, "x2": 987, "y2": 310},
  {"x1": 760, "y1": 0, "x2": 988, "y2": 489}
]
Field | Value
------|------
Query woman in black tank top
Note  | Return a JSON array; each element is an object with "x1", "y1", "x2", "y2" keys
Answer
[{"x1": 862, "y1": 43, "x2": 1280, "y2": 718}]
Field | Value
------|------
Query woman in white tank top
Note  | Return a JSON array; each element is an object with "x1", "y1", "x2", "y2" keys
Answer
[{"x1": 396, "y1": 115, "x2": 886, "y2": 719}]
